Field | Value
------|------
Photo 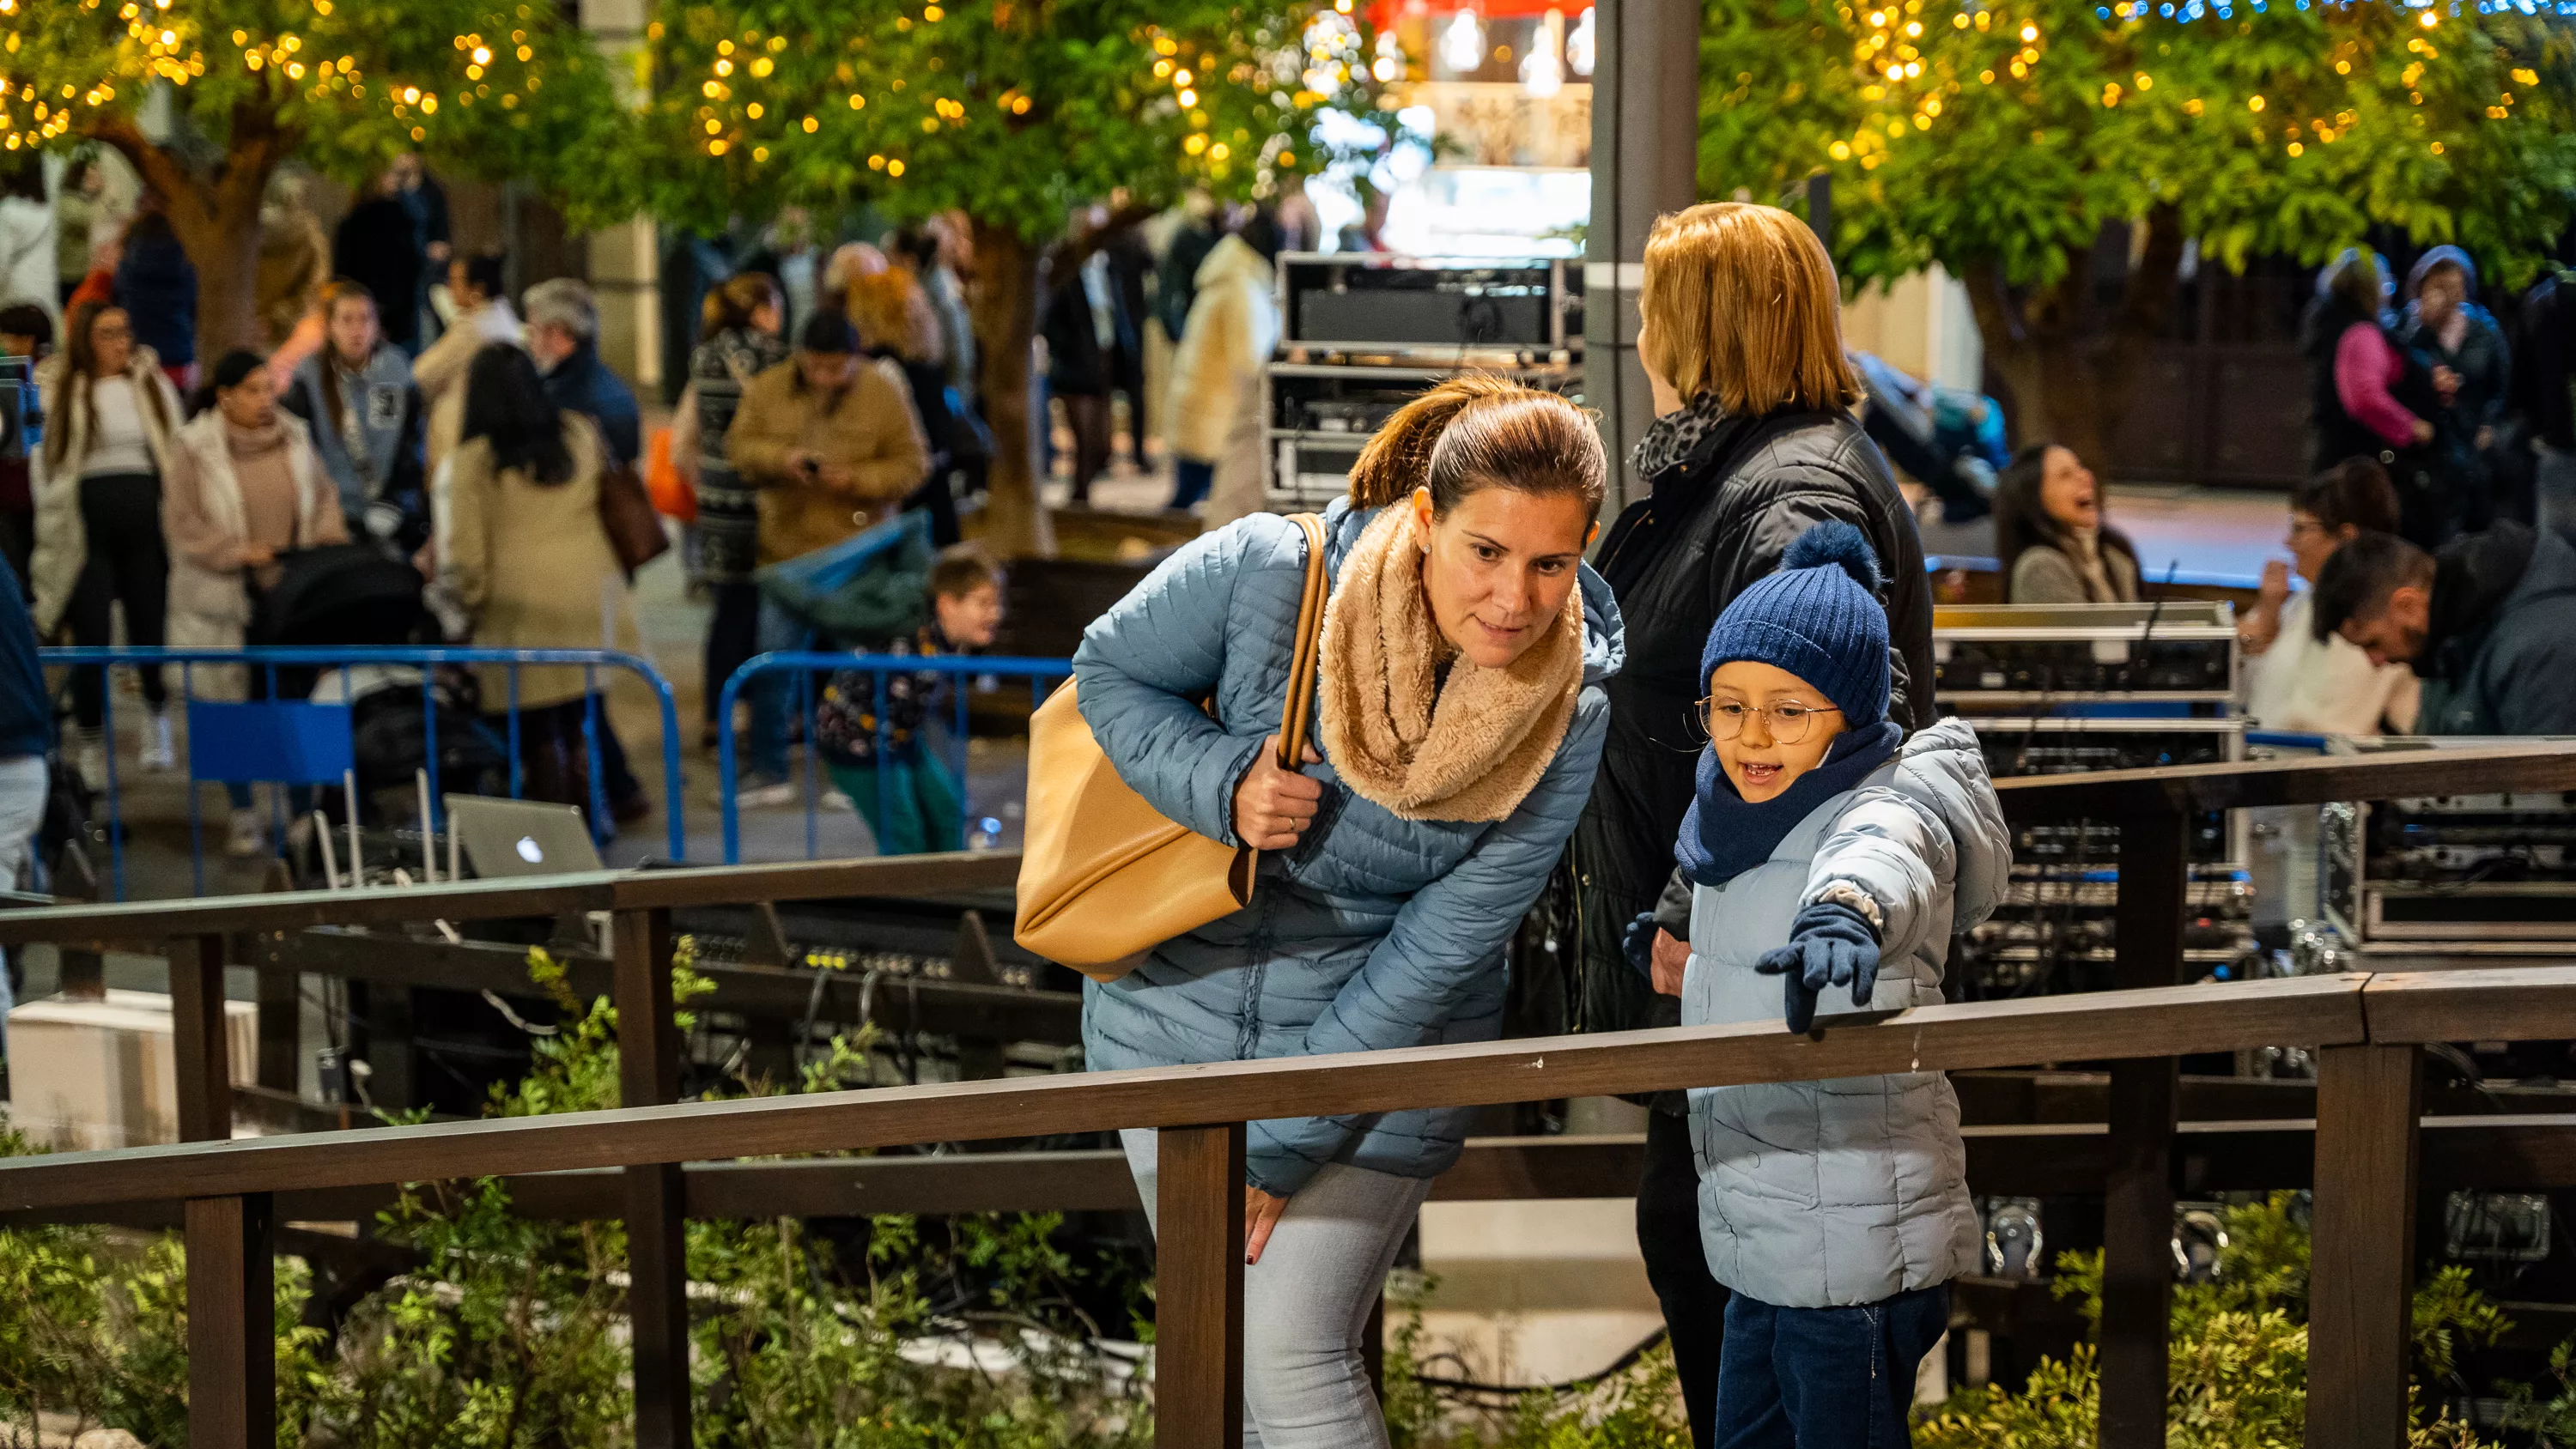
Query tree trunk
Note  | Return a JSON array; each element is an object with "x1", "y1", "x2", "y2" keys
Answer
[
  {"x1": 91, "y1": 106, "x2": 292, "y2": 370},
  {"x1": 1962, "y1": 209, "x2": 2186, "y2": 480},
  {"x1": 1971, "y1": 297, "x2": 2120, "y2": 474},
  {"x1": 967, "y1": 216, "x2": 1054, "y2": 558},
  {"x1": 172, "y1": 186, "x2": 268, "y2": 367}
]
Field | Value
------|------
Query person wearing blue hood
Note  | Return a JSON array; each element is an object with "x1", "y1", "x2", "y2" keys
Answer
[
  {"x1": 1654, "y1": 520, "x2": 2008, "y2": 1448},
  {"x1": 2398, "y1": 246, "x2": 2515, "y2": 531},
  {"x1": 1072, "y1": 373, "x2": 1621, "y2": 1448}
]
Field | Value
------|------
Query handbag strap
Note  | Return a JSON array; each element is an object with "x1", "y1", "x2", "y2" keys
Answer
[{"x1": 1274, "y1": 513, "x2": 1329, "y2": 771}]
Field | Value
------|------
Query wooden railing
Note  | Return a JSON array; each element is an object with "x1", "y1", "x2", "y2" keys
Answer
[{"x1": 0, "y1": 742, "x2": 2573, "y2": 1449}]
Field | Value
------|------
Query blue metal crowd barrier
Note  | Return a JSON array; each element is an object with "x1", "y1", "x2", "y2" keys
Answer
[
  {"x1": 714, "y1": 652, "x2": 1073, "y2": 864},
  {"x1": 44, "y1": 646, "x2": 688, "y2": 898}
]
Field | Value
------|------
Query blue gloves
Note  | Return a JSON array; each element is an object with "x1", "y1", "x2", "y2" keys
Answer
[
  {"x1": 1753, "y1": 900, "x2": 1882, "y2": 1034},
  {"x1": 1621, "y1": 911, "x2": 1660, "y2": 981}
]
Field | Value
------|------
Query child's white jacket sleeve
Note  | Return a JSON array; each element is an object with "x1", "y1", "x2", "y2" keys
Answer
[{"x1": 1801, "y1": 789, "x2": 1955, "y2": 964}]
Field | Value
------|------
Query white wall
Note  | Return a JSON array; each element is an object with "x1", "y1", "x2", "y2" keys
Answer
[{"x1": 1843, "y1": 263, "x2": 1982, "y2": 393}]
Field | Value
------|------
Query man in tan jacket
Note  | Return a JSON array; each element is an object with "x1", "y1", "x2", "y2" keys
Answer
[
  {"x1": 727, "y1": 312, "x2": 929, "y2": 565},
  {"x1": 722, "y1": 311, "x2": 931, "y2": 801}
]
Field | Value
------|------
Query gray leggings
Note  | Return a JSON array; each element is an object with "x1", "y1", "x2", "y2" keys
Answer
[{"x1": 1121, "y1": 1130, "x2": 1433, "y2": 1449}]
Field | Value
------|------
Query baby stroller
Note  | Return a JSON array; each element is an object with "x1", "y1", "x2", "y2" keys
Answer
[{"x1": 252, "y1": 545, "x2": 507, "y2": 872}]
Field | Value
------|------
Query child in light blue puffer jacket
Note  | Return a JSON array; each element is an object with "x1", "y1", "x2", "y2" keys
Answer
[{"x1": 1672, "y1": 521, "x2": 2010, "y2": 1448}]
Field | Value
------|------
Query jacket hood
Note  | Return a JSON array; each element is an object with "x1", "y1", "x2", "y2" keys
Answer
[
  {"x1": 1195, "y1": 233, "x2": 1274, "y2": 292},
  {"x1": 2424, "y1": 522, "x2": 2572, "y2": 678},
  {"x1": 1321, "y1": 496, "x2": 1624, "y2": 690},
  {"x1": 2407, "y1": 245, "x2": 2477, "y2": 299},
  {"x1": 1877, "y1": 717, "x2": 2010, "y2": 930}
]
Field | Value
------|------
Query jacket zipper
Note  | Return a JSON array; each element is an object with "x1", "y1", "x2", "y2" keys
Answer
[{"x1": 1236, "y1": 889, "x2": 1273, "y2": 1060}]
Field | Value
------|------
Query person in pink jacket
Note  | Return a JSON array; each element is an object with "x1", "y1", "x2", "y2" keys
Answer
[{"x1": 2305, "y1": 247, "x2": 2453, "y2": 547}]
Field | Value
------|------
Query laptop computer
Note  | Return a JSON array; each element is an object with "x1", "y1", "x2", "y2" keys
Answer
[{"x1": 445, "y1": 796, "x2": 606, "y2": 879}]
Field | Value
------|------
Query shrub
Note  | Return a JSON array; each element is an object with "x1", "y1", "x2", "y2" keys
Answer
[{"x1": 1917, "y1": 1192, "x2": 2505, "y2": 1449}]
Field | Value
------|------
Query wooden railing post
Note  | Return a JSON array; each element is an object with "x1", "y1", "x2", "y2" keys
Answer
[
  {"x1": 1155, "y1": 1123, "x2": 1246, "y2": 1449},
  {"x1": 2308, "y1": 1043, "x2": 2422, "y2": 1449},
  {"x1": 2099, "y1": 812, "x2": 2190, "y2": 1449},
  {"x1": 185, "y1": 1191, "x2": 274, "y2": 1449},
  {"x1": 168, "y1": 933, "x2": 232, "y2": 1144},
  {"x1": 613, "y1": 906, "x2": 692, "y2": 1449}
]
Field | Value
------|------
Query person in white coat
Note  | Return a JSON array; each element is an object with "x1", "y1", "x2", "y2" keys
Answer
[
  {"x1": 162, "y1": 349, "x2": 349, "y2": 852},
  {"x1": 1668, "y1": 522, "x2": 2008, "y2": 1449},
  {"x1": 2237, "y1": 457, "x2": 2420, "y2": 736},
  {"x1": 0, "y1": 163, "x2": 57, "y2": 332},
  {"x1": 1164, "y1": 209, "x2": 1282, "y2": 522}
]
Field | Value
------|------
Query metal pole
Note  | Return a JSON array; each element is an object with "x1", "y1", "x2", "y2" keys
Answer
[{"x1": 1583, "y1": 0, "x2": 1703, "y2": 518}]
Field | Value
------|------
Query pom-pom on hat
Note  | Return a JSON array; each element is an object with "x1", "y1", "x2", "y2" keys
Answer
[{"x1": 1698, "y1": 521, "x2": 1892, "y2": 728}]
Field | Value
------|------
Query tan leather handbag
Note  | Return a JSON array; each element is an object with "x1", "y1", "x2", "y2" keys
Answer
[{"x1": 1015, "y1": 513, "x2": 1329, "y2": 981}]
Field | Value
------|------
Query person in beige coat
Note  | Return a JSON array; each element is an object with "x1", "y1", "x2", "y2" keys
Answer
[
  {"x1": 727, "y1": 312, "x2": 931, "y2": 567},
  {"x1": 438, "y1": 343, "x2": 646, "y2": 826},
  {"x1": 163, "y1": 349, "x2": 351, "y2": 854},
  {"x1": 1164, "y1": 215, "x2": 1283, "y2": 524},
  {"x1": 722, "y1": 311, "x2": 929, "y2": 797}
]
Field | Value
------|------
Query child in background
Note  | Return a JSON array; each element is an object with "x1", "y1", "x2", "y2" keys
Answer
[
  {"x1": 814, "y1": 543, "x2": 1004, "y2": 854},
  {"x1": 1666, "y1": 521, "x2": 2008, "y2": 1447}
]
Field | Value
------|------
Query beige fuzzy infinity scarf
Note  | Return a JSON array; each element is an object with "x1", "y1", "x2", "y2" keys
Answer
[{"x1": 1318, "y1": 505, "x2": 1585, "y2": 823}]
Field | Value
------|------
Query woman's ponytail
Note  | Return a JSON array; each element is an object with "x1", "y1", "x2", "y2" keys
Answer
[
  {"x1": 1346, "y1": 373, "x2": 1530, "y2": 508},
  {"x1": 1345, "y1": 373, "x2": 1605, "y2": 515}
]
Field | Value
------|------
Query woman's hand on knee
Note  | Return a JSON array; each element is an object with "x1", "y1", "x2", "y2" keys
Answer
[
  {"x1": 1245, "y1": 1185, "x2": 1291, "y2": 1264},
  {"x1": 1232, "y1": 736, "x2": 1322, "y2": 852}
]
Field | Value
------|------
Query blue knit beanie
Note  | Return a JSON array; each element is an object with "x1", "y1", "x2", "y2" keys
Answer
[{"x1": 1699, "y1": 522, "x2": 1892, "y2": 728}]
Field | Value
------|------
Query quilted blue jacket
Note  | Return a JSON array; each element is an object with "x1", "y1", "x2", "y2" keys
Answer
[{"x1": 1073, "y1": 500, "x2": 1623, "y2": 1195}]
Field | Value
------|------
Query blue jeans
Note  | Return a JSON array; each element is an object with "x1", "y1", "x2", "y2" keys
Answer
[
  {"x1": 1121, "y1": 1130, "x2": 1432, "y2": 1449},
  {"x1": 1715, "y1": 1284, "x2": 1949, "y2": 1449},
  {"x1": 744, "y1": 599, "x2": 812, "y2": 782}
]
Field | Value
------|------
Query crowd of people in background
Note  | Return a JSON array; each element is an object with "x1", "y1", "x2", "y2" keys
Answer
[
  {"x1": 0, "y1": 135, "x2": 2566, "y2": 893},
  {"x1": 1968, "y1": 237, "x2": 2576, "y2": 743},
  {"x1": 0, "y1": 150, "x2": 665, "y2": 864},
  {"x1": 0, "y1": 148, "x2": 1335, "y2": 876}
]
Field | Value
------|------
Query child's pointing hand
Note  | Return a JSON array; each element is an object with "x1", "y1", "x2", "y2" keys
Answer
[{"x1": 1753, "y1": 900, "x2": 1881, "y2": 1034}]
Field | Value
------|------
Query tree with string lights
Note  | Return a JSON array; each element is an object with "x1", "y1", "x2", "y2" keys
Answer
[
  {"x1": 630, "y1": 0, "x2": 1399, "y2": 555},
  {"x1": 0, "y1": 0, "x2": 622, "y2": 362},
  {"x1": 1702, "y1": 0, "x2": 2576, "y2": 469}
]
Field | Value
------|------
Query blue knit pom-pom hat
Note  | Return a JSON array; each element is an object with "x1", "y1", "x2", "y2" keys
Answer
[{"x1": 1699, "y1": 521, "x2": 1892, "y2": 728}]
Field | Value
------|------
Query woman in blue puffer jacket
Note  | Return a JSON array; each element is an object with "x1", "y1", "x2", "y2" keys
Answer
[{"x1": 1073, "y1": 373, "x2": 1623, "y2": 1448}]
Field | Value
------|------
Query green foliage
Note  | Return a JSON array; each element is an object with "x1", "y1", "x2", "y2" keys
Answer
[
  {"x1": 2500, "y1": 1336, "x2": 2576, "y2": 1445},
  {"x1": 1380, "y1": 1274, "x2": 1690, "y2": 1449},
  {"x1": 4, "y1": 949, "x2": 1161, "y2": 1449},
  {"x1": 0, "y1": 0, "x2": 622, "y2": 218},
  {"x1": 1916, "y1": 1192, "x2": 2505, "y2": 1448},
  {"x1": 315, "y1": 1179, "x2": 635, "y2": 1449},
  {"x1": 1700, "y1": 0, "x2": 2576, "y2": 292},
  {"x1": 0, "y1": 1119, "x2": 330, "y2": 1449},
  {"x1": 627, "y1": 0, "x2": 1395, "y2": 239}
]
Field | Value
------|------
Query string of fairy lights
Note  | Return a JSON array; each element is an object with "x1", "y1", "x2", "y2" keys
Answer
[
  {"x1": 0, "y1": 0, "x2": 557, "y2": 153},
  {"x1": 650, "y1": 2, "x2": 1383, "y2": 189},
  {"x1": 1824, "y1": 0, "x2": 2541, "y2": 171},
  {"x1": 0, "y1": 0, "x2": 2539, "y2": 173}
]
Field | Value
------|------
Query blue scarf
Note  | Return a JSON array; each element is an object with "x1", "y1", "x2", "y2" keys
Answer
[{"x1": 1675, "y1": 721, "x2": 1905, "y2": 888}]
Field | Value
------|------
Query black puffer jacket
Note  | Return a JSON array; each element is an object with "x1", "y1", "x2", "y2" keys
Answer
[{"x1": 1569, "y1": 407, "x2": 1934, "y2": 1101}]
